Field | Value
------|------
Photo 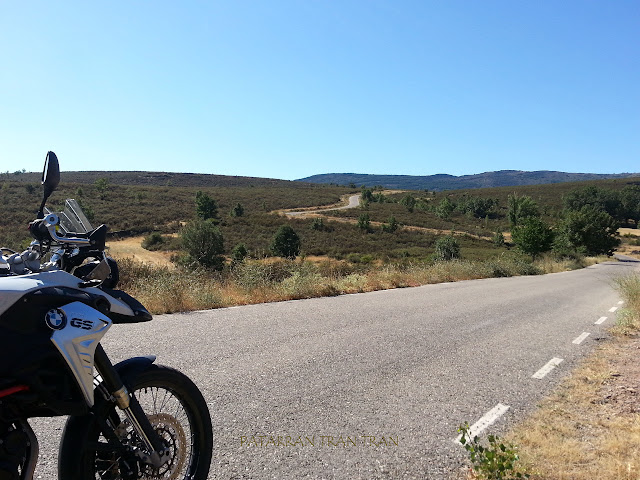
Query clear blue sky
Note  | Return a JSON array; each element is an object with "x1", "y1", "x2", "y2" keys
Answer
[{"x1": 1, "y1": 1, "x2": 638, "y2": 180}]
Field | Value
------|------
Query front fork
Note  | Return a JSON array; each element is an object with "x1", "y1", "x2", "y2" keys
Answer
[{"x1": 93, "y1": 345, "x2": 169, "y2": 468}]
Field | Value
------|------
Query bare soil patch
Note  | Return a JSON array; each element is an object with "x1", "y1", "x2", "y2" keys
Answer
[
  {"x1": 107, "y1": 236, "x2": 175, "y2": 268},
  {"x1": 619, "y1": 228, "x2": 640, "y2": 237}
]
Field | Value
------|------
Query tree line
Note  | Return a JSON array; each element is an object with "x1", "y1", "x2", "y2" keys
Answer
[
  {"x1": 509, "y1": 185, "x2": 640, "y2": 258},
  {"x1": 146, "y1": 184, "x2": 640, "y2": 269}
]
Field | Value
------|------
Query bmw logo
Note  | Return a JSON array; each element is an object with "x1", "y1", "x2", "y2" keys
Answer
[{"x1": 45, "y1": 309, "x2": 67, "y2": 330}]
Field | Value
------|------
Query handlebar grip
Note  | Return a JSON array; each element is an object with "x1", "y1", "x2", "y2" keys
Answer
[{"x1": 29, "y1": 219, "x2": 51, "y2": 241}]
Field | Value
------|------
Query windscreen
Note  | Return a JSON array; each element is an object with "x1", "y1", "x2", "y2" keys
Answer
[{"x1": 44, "y1": 199, "x2": 94, "y2": 234}]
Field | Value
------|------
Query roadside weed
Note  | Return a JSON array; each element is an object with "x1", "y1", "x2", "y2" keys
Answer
[{"x1": 458, "y1": 423, "x2": 529, "y2": 480}]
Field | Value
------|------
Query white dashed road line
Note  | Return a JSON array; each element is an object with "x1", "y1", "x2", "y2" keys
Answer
[
  {"x1": 572, "y1": 332, "x2": 590, "y2": 345},
  {"x1": 453, "y1": 403, "x2": 510, "y2": 444},
  {"x1": 532, "y1": 357, "x2": 564, "y2": 379},
  {"x1": 454, "y1": 302, "x2": 622, "y2": 447}
]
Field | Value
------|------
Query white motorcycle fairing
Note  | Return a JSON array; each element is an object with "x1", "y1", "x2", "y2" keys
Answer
[
  {"x1": 0, "y1": 270, "x2": 134, "y2": 317},
  {"x1": 49, "y1": 301, "x2": 112, "y2": 406}
]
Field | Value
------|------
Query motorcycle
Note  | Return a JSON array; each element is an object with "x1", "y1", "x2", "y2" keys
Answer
[{"x1": 0, "y1": 152, "x2": 213, "y2": 479}]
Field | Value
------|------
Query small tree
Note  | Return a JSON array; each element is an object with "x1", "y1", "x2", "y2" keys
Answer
[
  {"x1": 361, "y1": 188, "x2": 374, "y2": 204},
  {"x1": 400, "y1": 194, "x2": 417, "y2": 213},
  {"x1": 382, "y1": 216, "x2": 399, "y2": 233},
  {"x1": 554, "y1": 205, "x2": 620, "y2": 256},
  {"x1": 231, "y1": 243, "x2": 248, "y2": 264},
  {"x1": 458, "y1": 196, "x2": 498, "y2": 219},
  {"x1": 195, "y1": 191, "x2": 219, "y2": 222},
  {"x1": 435, "y1": 197, "x2": 456, "y2": 219},
  {"x1": 434, "y1": 235, "x2": 461, "y2": 261},
  {"x1": 181, "y1": 219, "x2": 225, "y2": 269},
  {"x1": 372, "y1": 192, "x2": 387, "y2": 203},
  {"x1": 493, "y1": 231, "x2": 505, "y2": 247},
  {"x1": 271, "y1": 225, "x2": 301, "y2": 259},
  {"x1": 507, "y1": 194, "x2": 540, "y2": 227},
  {"x1": 230, "y1": 203, "x2": 245, "y2": 217},
  {"x1": 311, "y1": 217, "x2": 326, "y2": 231},
  {"x1": 76, "y1": 199, "x2": 95, "y2": 222},
  {"x1": 564, "y1": 185, "x2": 622, "y2": 219},
  {"x1": 95, "y1": 177, "x2": 109, "y2": 200},
  {"x1": 357, "y1": 213, "x2": 371, "y2": 232},
  {"x1": 511, "y1": 217, "x2": 554, "y2": 258}
]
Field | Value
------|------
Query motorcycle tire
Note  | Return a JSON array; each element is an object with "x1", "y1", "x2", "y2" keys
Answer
[{"x1": 58, "y1": 364, "x2": 213, "y2": 480}]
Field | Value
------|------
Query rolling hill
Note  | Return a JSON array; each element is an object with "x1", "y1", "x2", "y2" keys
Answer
[{"x1": 297, "y1": 171, "x2": 640, "y2": 191}]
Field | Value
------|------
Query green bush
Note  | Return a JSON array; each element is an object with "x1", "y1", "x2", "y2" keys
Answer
[
  {"x1": 311, "y1": 217, "x2": 327, "y2": 231},
  {"x1": 400, "y1": 194, "x2": 416, "y2": 212},
  {"x1": 231, "y1": 243, "x2": 248, "y2": 264},
  {"x1": 458, "y1": 196, "x2": 498, "y2": 219},
  {"x1": 434, "y1": 235, "x2": 461, "y2": 261},
  {"x1": 180, "y1": 219, "x2": 225, "y2": 269},
  {"x1": 381, "y1": 216, "x2": 399, "y2": 233},
  {"x1": 195, "y1": 190, "x2": 219, "y2": 222},
  {"x1": 230, "y1": 202, "x2": 245, "y2": 217},
  {"x1": 511, "y1": 217, "x2": 554, "y2": 258},
  {"x1": 507, "y1": 194, "x2": 539, "y2": 227},
  {"x1": 270, "y1": 225, "x2": 301, "y2": 259},
  {"x1": 142, "y1": 232, "x2": 165, "y2": 251},
  {"x1": 95, "y1": 177, "x2": 109, "y2": 199},
  {"x1": 554, "y1": 205, "x2": 620, "y2": 256},
  {"x1": 435, "y1": 197, "x2": 455, "y2": 219},
  {"x1": 357, "y1": 213, "x2": 372, "y2": 232}
]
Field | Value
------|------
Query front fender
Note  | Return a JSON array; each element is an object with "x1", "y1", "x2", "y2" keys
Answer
[{"x1": 113, "y1": 355, "x2": 157, "y2": 386}]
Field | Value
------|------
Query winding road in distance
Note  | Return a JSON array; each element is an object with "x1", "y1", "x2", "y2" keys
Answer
[
  {"x1": 283, "y1": 193, "x2": 361, "y2": 217},
  {"x1": 31, "y1": 256, "x2": 639, "y2": 479}
]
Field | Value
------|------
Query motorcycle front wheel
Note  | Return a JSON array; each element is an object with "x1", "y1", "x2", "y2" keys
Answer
[{"x1": 59, "y1": 364, "x2": 213, "y2": 480}]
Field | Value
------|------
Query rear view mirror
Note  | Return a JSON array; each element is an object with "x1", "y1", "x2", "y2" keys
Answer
[{"x1": 38, "y1": 151, "x2": 60, "y2": 218}]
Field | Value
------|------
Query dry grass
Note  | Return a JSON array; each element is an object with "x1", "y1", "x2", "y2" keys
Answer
[
  {"x1": 619, "y1": 228, "x2": 640, "y2": 237},
  {"x1": 504, "y1": 273, "x2": 640, "y2": 480},
  {"x1": 534, "y1": 254, "x2": 608, "y2": 274},
  {"x1": 617, "y1": 232, "x2": 640, "y2": 260},
  {"x1": 107, "y1": 236, "x2": 175, "y2": 268},
  {"x1": 113, "y1": 254, "x2": 608, "y2": 315},
  {"x1": 507, "y1": 339, "x2": 640, "y2": 480},
  {"x1": 612, "y1": 274, "x2": 640, "y2": 335}
]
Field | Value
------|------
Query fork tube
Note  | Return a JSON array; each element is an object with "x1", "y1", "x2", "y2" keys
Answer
[{"x1": 94, "y1": 345, "x2": 167, "y2": 465}]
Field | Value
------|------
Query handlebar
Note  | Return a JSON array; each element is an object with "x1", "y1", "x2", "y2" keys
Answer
[{"x1": 30, "y1": 213, "x2": 91, "y2": 246}]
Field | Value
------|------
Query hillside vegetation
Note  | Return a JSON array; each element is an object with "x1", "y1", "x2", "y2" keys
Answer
[
  {"x1": 2, "y1": 170, "x2": 305, "y2": 188},
  {"x1": 324, "y1": 177, "x2": 640, "y2": 243},
  {"x1": 299, "y1": 170, "x2": 640, "y2": 191},
  {"x1": 1, "y1": 170, "x2": 639, "y2": 265}
]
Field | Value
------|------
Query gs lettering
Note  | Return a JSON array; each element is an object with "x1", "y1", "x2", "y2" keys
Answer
[{"x1": 70, "y1": 318, "x2": 93, "y2": 330}]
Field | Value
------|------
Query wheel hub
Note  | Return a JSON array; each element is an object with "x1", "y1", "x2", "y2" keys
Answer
[{"x1": 141, "y1": 413, "x2": 188, "y2": 479}]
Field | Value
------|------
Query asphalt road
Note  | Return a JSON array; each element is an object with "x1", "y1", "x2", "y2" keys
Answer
[{"x1": 31, "y1": 257, "x2": 639, "y2": 479}]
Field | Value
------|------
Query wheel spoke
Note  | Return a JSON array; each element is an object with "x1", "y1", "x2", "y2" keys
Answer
[{"x1": 65, "y1": 366, "x2": 211, "y2": 480}]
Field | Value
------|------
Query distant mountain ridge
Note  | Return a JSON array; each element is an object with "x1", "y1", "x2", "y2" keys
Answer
[{"x1": 296, "y1": 171, "x2": 640, "y2": 191}]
